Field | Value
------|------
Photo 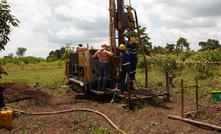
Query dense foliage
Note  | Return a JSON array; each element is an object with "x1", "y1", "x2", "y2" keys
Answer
[
  {"x1": 0, "y1": 56, "x2": 44, "y2": 65},
  {"x1": 46, "y1": 43, "x2": 75, "y2": 62},
  {"x1": 137, "y1": 49, "x2": 221, "y2": 79}
]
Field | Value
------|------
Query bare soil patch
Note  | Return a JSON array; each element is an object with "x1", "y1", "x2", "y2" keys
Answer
[{"x1": 1, "y1": 82, "x2": 220, "y2": 134}]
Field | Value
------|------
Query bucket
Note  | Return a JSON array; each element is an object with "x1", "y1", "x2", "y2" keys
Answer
[
  {"x1": 0, "y1": 109, "x2": 13, "y2": 129},
  {"x1": 211, "y1": 91, "x2": 221, "y2": 101}
]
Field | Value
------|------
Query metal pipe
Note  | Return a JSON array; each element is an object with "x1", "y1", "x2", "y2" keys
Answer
[
  {"x1": 113, "y1": 0, "x2": 116, "y2": 56},
  {"x1": 68, "y1": 78, "x2": 84, "y2": 86},
  {"x1": 127, "y1": 73, "x2": 132, "y2": 110},
  {"x1": 117, "y1": 0, "x2": 125, "y2": 46},
  {"x1": 166, "y1": 72, "x2": 170, "y2": 101}
]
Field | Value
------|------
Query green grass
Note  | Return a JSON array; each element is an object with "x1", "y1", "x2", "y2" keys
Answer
[
  {"x1": 0, "y1": 68, "x2": 67, "y2": 88},
  {"x1": 2, "y1": 61, "x2": 66, "y2": 71}
]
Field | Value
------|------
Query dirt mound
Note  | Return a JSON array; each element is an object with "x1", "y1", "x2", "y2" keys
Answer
[
  {"x1": 2, "y1": 82, "x2": 53, "y2": 105},
  {"x1": 3, "y1": 82, "x2": 31, "y2": 93}
]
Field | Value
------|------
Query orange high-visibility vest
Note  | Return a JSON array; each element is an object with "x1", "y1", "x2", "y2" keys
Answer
[{"x1": 93, "y1": 49, "x2": 113, "y2": 63}]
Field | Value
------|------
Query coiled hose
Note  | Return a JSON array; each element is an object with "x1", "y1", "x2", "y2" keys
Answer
[{"x1": 7, "y1": 107, "x2": 126, "y2": 134}]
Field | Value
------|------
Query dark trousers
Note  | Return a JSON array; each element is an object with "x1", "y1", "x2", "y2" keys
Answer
[
  {"x1": 130, "y1": 56, "x2": 137, "y2": 79},
  {"x1": 0, "y1": 92, "x2": 5, "y2": 109},
  {"x1": 120, "y1": 71, "x2": 129, "y2": 93}
]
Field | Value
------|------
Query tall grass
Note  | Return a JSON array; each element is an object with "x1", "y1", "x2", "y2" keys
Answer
[
  {"x1": 2, "y1": 61, "x2": 66, "y2": 71},
  {"x1": 0, "y1": 69, "x2": 67, "y2": 88}
]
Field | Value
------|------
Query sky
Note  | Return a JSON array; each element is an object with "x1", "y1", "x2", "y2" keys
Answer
[{"x1": 1, "y1": 0, "x2": 221, "y2": 59}]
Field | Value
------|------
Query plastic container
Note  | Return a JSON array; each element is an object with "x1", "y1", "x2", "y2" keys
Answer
[
  {"x1": 211, "y1": 91, "x2": 221, "y2": 101},
  {"x1": 0, "y1": 109, "x2": 13, "y2": 129}
]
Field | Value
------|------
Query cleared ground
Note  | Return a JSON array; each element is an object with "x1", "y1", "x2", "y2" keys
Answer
[{"x1": 0, "y1": 82, "x2": 220, "y2": 134}]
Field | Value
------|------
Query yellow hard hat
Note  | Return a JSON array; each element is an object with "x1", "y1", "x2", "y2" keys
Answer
[
  {"x1": 130, "y1": 37, "x2": 136, "y2": 43},
  {"x1": 119, "y1": 44, "x2": 125, "y2": 50},
  {"x1": 101, "y1": 44, "x2": 107, "y2": 47}
]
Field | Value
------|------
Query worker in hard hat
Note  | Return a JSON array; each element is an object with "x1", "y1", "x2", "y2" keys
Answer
[
  {"x1": 0, "y1": 83, "x2": 6, "y2": 110},
  {"x1": 93, "y1": 44, "x2": 113, "y2": 91},
  {"x1": 119, "y1": 44, "x2": 130, "y2": 94},
  {"x1": 124, "y1": 35, "x2": 137, "y2": 90}
]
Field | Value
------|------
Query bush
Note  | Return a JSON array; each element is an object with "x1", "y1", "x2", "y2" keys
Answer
[
  {"x1": 162, "y1": 55, "x2": 177, "y2": 74},
  {"x1": 5, "y1": 63, "x2": 15, "y2": 70},
  {"x1": 29, "y1": 63, "x2": 36, "y2": 70},
  {"x1": 55, "y1": 60, "x2": 63, "y2": 68},
  {"x1": 0, "y1": 56, "x2": 45, "y2": 65},
  {"x1": 41, "y1": 62, "x2": 48, "y2": 68},
  {"x1": 20, "y1": 62, "x2": 25, "y2": 70}
]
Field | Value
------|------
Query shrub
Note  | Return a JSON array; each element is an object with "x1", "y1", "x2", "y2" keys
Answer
[
  {"x1": 41, "y1": 62, "x2": 48, "y2": 68},
  {"x1": 20, "y1": 62, "x2": 25, "y2": 70},
  {"x1": 29, "y1": 63, "x2": 36, "y2": 70}
]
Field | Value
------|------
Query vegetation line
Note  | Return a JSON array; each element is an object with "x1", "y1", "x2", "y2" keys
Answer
[
  {"x1": 7, "y1": 107, "x2": 126, "y2": 134},
  {"x1": 5, "y1": 67, "x2": 64, "y2": 72}
]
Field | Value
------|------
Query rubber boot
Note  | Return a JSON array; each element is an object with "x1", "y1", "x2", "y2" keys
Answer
[
  {"x1": 130, "y1": 74, "x2": 135, "y2": 80},
  {"x1": 120, "y1": 85, "x2": 125, "y2": 94},
  {"x1": 130, "y1": 81, "x2": 134, "y2": 90}
]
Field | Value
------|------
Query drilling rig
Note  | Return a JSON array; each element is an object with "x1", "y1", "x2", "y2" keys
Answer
[{"x1": 64, "y1": 0, "x2": 148, "y2": 93}]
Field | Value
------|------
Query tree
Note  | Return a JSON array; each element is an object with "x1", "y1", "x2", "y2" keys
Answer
[
  {"x1": 152, "y1": 46, "x2": 165, "y2": 54},
  {"x1": 165, "y1": 43, "x2": 175, "y2": 53},
  {"x1": 175, "y1": 37, "x2": 190, "y2": 52},
  {"x1": 49, "y1": 50, "x2": 55, "y2": 56},
  {"x1": 16, "y1": 47, "x2": 27, "y2": 57},
  {"x1": 0, "y1": 0, "x2": 19, "y2": 78},
  {"x1": 0, "y1": 0, "x2": 19, "y2": 50},
  {"x1": 60, "y1": 47, "x2": 65, "y2": 57},
  {"x1": 46, "y1": 43, "x2": 75, "y2": 62},
  {"x1": 199, "y1": 39, "x2": 221, "y2": 51},
  {"x1": 125, "y1": 27, "x2": 152, "y2": 55},
  {"x1": 8, "y1": 53, "x2": 13, "y2": 58},
  {"x1": 54, "y1": 49, "x2": 60, "y2": 59},
  {"x1": 61, "y1": 43, "x2": 75, "y2": 60},
  {"x1": 4, "y1": 52, "x2": 13, "y2": 58}
]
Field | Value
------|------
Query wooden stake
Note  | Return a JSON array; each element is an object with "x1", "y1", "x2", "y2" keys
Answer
[
  {"x1": 168, "y1": 115, "x2": 221, "y2": 131},
  {"x1": 181, "y1": 79, "x2": 184, "y2": 118},
  {"x1": 196, "y1": 78, "x2": 198, "y2": 111},
  {"x1": 166, "y1": 72, "x2": 170, "y2": 101}
]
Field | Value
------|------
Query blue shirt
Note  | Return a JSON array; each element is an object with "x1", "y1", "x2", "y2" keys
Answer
[
  {"x1": 127, "y1": 42, "x2": 137, "y2": 57},
  {"x1": 119, "y1": 50, "x2": 130, "y2": 71}
]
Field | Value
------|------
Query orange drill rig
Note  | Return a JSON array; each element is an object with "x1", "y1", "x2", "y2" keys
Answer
[{"x1": 64, "y1": 0, "x2": 147, "y2": 93}]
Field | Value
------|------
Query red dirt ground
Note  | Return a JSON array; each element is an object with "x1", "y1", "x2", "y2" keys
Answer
[{"x1": 1, "y1": 82, "x2": 221, "y2": 134}]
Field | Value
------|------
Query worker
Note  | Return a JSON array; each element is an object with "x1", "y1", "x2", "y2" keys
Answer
[
  {"x1": 119, "y1": 44, "x2": 130, "y2": 94},
  {"x1": 124, "y1": 35, "x2": 137, "y2": 90},
  {"x1": 0, "y1": 83, "x2": 6, "y2": 110},
  {"x1": 93, "y1": 44, "x2": 113, "y2": 91}
]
